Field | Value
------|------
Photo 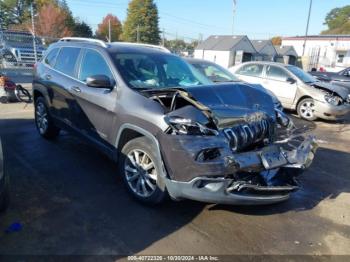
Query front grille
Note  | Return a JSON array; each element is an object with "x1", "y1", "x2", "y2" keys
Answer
[
  {"x1": 223, "y1": 118, "x2": 273, "y2": 152},
  {"x1": 17, "y1": 49, "x2": 43, "y2": 63}
]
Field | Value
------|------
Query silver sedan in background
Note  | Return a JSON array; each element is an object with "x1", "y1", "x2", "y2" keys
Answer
[
  {"x1": 230, "y1": 62, "x2": 350, "y2": 121},
  {"x1": 186, "y1": 58, "x2": 283, "y2": 112}
]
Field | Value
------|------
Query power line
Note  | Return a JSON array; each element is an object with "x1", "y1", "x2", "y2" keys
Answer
[{"x1": 160, "y1": 12, "x2": 229, "y2": 31}]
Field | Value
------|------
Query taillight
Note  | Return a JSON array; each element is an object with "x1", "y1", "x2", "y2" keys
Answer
[{"x1": 33, "y1": 63, "x2": 37, "y2": 70}]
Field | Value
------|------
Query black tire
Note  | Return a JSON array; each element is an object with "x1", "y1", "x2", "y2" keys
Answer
[
  {"x1": 0, "y1": 173, "x2": 9, "y2": 212},
  {"x1": 0, "y1": 139, "x2": 9, "y2": 212},
  {"x1": 34, "y1": 97, "x2": 60, "y2": 139},
  {"x1": 15, "y1": 85, "x2": 32, "y2": 103},
  {"x1": 118, "y1": 137, "x2": 168, "y2": 205},
  {"x1": 297, "y1": 98, "x2": 317, "y2": 121}
]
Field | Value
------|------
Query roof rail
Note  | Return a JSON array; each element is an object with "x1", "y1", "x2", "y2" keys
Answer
[
  {"x1": 113, "y1": 42, "x2": 171, "y2": 53},
  {"x1": 59, "y1": 37, "x2": 108, "y2": 48}
]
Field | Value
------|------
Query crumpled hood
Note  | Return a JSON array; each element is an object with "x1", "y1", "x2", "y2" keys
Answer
[
  {"x1": 310, "y1": 81, "x2": 349, "y2": 100},
  {"x1": 181, "y1": 83, "x2": 276, "y2": 128}
]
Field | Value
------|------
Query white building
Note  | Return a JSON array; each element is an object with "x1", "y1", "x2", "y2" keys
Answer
[
  {"x1": 194, "y1": 35, "x2": 256, "y2": 68},
  {"x1": 282, "y1": 35, "x2": 350, "y2": 70}
]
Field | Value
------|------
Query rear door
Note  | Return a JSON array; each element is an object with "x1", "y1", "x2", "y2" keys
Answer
[
  {"x1": 44, "y1": 47, "x2": 81, "y2": 128},
  {"x1": 70, "y1": 48, "x2": 117, "y2": 147},
  {"x1": 235, "y1": 63, "x2": 265, "y2": 85},
  {"x1": 263, "y1": 65, "x2": 297, "y2": 107}
]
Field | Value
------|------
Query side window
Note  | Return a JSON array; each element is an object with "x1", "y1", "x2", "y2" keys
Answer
[
  {"x1": 44, "y1": 48, "x2": 59, "y2": 67},
  {"x1": 79, "y1": 49, "x2": 113, "y2": 82},
  {"x1": 266, "y1": 66, "x2": 289, "y2": 81},
  {"x1": 236, "y1": 64, "x2": 264, "y2": 77},
  {"x1": 342, "y1": 69, "x2": 350, "y2": 77},
  {"x1": 54, "y1": 47, "x2": 81, "y2": 77}
]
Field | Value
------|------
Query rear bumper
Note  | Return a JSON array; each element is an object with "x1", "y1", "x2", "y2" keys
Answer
[
  {"x1": 162, "y1": 135, "x2": 318, "y2": 205},
  {"x1": 314, "y1": 100, "x2": 350, "y2": 120}
]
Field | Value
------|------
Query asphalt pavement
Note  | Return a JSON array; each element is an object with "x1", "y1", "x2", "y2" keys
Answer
[{"x1": 0, "y1": 98, "x2": 349, "y2": 258}]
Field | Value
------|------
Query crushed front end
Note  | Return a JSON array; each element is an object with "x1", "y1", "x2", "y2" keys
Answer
[{"x1": 145, "y1": 84, "x2": 318, "y2": 205}]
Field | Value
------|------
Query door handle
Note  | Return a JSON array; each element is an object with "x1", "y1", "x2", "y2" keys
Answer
[
  {"x1": 71, "y1": 86, "x2": 81, "y2": 93},
  {"x1": 45, "y1": 74, "x2": 51, "y2": 80}
]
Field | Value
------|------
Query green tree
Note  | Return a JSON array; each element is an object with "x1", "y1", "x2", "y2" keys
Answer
[
  {"x1": 73, "y1": 21, "x2": 93, "y2": 38},
  {"x1": 122, "y1": 0, "x2": 160, "y2": 44},
  {"x1": 0, "y1": 0, "x2": 33, "y2": 29},
  {"x1": 322, "y1": 5, "x2": 350, "y2": 34},
  {"x1": 58, "y1": 0, "x2": 76, "y2": 33},
  {"x1": 96, "y1": 14, "x2": 123, "y2": 42}
]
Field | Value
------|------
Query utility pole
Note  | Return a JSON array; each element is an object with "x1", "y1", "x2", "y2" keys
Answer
[
  {"x1": 136, "y1": 25, "x2": 140, "y2": 43},
  {"x1": 232, "y1": 0, "x2": 237, "y2": 35},
  {"x1": 108, "y1": 18, "x2": 111, "y2": 43},
  {"x1": 302, "y1": 0, "x2": 313, "y2": 56},
  {"x1": 162, "y1": 28, "x2": 165, "y2": 46},
  {"x1": 30, "y1": 3, "x2": 38, "y2": 63}
]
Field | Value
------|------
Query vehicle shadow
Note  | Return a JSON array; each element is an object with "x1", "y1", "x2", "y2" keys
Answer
[
  {"x1": 285, "y1": 109, "x2": 350, "y2": 126},
  {"x1": 0, "y1": 118, "x2": 349, "y2": 255}
]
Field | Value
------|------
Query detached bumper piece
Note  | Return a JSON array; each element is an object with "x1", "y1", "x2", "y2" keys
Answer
[{"x1": 165, "y1": 136, "x2": 318, "y2": 205}]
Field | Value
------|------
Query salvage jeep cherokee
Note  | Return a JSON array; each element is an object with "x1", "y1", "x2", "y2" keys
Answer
[{"x1": 33, "y1": 37, "x2": 318, "y2": 205}]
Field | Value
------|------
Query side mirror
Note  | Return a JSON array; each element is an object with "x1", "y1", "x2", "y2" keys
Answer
[
  {"x1": 286, "y1": 77, "x2": 296, "y2": 84},
  {"x1": 86, "y1": 75, "x2": 112, "y2": 89}
]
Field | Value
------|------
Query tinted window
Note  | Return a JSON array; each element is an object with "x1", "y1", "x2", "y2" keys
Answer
[
  {"x1": 266, "y1": 66, "x2": 289, "y2": 81},
  {"x1": 54, "y1": 47, "x2": 81, "y2": 77},
  {"x1": 44, "y1": 48, "x2": 59, "y2": 67},
  {"x1": 79, "y1": 49, "x2": 113, "y2": 82},
  {"x1": 236, "y1": 64, "x2": 264, "y2": 77}
]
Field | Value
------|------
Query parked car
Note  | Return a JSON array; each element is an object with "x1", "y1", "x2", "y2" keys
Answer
[
  {"x1": 309, "y1": 67, "x2": 350, "y2": 91},
  {"x1": 0, "y1": 138, "x2": 9, "y2": 212},
  {"x1": 186, "y1": 58, "x2": 283, "y2": 111},
  {"x1": 231, "y1": 62, "x2": 350, "y2": 121},
  {"x1": 0, "y1": 30, "x2": 45, "y2": 68},
  {"x1": 33, "y1": 37, "x2": 317, "y2": 205}
]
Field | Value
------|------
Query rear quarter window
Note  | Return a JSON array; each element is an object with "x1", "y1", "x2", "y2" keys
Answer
[
  {"x1": 236, "y1": 64, "x2": 264, "y2": 77},
  {"x1": 54, "y1": 47, "x2": 81, "y2": 77},
  {"x1": 44, "y1": 48, "x2": 59, "y2": 67}
]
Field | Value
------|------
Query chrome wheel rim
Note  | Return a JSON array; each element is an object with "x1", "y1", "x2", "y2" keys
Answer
[
  {"x1": 300, "y1": 100, "x2": 315, "y2": 119},
  {"x1": 124, "y1": 149, "x2": 157, "y2": 198},
  {"x1": 35, "y1": 102, "x2": 48, "y2": 134}
]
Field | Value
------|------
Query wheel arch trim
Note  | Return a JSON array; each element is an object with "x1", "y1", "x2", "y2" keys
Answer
[{"x1": 115, "y1": 123, "x2": 167, "y2": 190}]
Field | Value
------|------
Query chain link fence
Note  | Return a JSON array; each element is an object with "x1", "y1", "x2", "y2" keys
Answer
[{"x1": 0, "y1": 29, "x2": 59, "y2": 82}]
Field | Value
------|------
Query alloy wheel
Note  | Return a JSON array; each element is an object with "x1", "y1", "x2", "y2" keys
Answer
[
  {"x1": 124, "y1": 149, "x2": 157, "y2": 198},
  {"x1": 35, "y1": 102, "x2": 49, "y2": 134}
]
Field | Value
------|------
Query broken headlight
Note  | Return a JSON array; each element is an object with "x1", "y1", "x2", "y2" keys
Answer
[
  {"x1": 165, "y1": 116, "x2": 218, "y2": 136},
  {"x1": 324, "y1": 93, "x2": 342, "y2": 106}
]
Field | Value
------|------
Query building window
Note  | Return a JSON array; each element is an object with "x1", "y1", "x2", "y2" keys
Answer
[{"x1": 336, "y1": 52, "x2": 346, "y2": 64}]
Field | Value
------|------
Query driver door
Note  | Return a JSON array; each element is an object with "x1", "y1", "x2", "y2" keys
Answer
[
  {"x1": 70, "y1": 48, "x2": 117, "y2": 147},
  {"x1": 262, "y1": 65, "x2": 298, "y2": 108}
]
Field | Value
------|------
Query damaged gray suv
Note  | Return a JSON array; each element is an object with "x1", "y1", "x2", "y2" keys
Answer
[{"x1": 33, "y1": 38, "x2": 318, "y2": 205}]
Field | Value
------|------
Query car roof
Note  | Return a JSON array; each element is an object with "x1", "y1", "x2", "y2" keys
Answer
[
  {"x1": 240, "y1": 61, "x2": 291, "y2": 68},
  {"x1": 49, "y1": 40, "x2": 171, "y2": 55}
]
